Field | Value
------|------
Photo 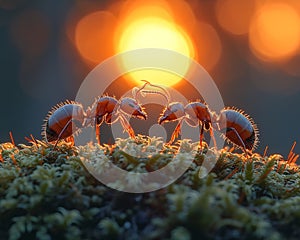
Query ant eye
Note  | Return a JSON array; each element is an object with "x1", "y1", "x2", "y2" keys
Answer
[{"x1": 129, "y1": 103, "x2": 135, "y2": 108}]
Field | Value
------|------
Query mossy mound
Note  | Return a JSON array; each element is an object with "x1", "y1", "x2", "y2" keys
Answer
[{"x1": 0, "y1": 136, "x2": 300, "y2": 240}]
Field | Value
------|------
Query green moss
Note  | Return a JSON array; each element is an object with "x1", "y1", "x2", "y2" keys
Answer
[{"x1": 0, "y1": 136, "x2": 300, "y2": 239}]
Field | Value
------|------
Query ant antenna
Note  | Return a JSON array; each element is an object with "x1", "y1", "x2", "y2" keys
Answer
[
  {"x1": 133, "y1": 80, "x2": 170, "y2": 104},
  {"x1": 133, "y1": 80, "x2": 152, "y2": 99},
  {"x1": 140, "y1": 89, "x2": 170, "y2": 104}
]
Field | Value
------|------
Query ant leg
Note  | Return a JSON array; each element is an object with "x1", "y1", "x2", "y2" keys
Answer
[
  {"x1": 168, "y1": 119, "x2": 183, "y2": 145},
  {"x1": 227, "y1": 127, "x2": 248, "y2": 154},
  {"x1": 199, "y1": 123, "x2": 204, "y2": 153},
  {"x1": 119, "y1": 115, "x2": 135, "y2": 138},
  {"x1": 53, "y1": 119, "x2": 73, "y2": 150},
  {"x1": 209, "y1": 127, "x2": 217, "y2": 150},
  {"x1": 95, "y1": 116, "x2": 104, "y2": 145},
  {"x1": 95, "y1": 123, "x2": 100, "y2": 145}
]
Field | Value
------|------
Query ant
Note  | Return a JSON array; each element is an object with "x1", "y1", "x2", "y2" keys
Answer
[
  {"x1": 42, "y1": 81, "x2": 162, "y2": 149},
  {"x1": 156, "y1": 90, "x2": 259, "y2": 154}
]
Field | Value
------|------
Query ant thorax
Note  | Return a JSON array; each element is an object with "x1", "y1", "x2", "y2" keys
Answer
[{"x1": 184, "y1": 102, "x2": 211, "y2": 122}]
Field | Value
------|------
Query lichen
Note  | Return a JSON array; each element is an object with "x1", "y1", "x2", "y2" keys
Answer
[{"x1": 0, "y1": 136, "x2": 300, "y2": 239}]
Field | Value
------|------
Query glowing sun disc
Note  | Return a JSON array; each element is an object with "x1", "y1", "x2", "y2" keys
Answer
[{"x1": 116, "y1": 17, "x2": 194, "y2": 86}]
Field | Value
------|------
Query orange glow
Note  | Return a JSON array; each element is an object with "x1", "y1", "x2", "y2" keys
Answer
[
  {"x1": 215, "y1": 0, "x2": 257, "y2": 35},
  {"x1": 192, "y1": 22, "x2": 222, "y2": 71},
  {"x1": 75, "y1": 11, "x2": 117, "y2": 64},
  {"x1": 118, "y1": 18, "x2": 191, "y2": 53},
  {"x1": 249, "y1": 3, "x2": 300, "y2": 61},
  {"x1": 114, "y1": 1, "x2": 195, "y2": 86},
  {"x1": 156, "y1": 0, "x2": 197, "y2": 34},
  {"x1": 70, "y1": 0, "x2": 222, "y2": 83}
]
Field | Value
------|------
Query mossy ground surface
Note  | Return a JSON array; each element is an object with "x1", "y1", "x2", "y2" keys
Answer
[{"x1": 1, "y1": 136, "x2": 300, "y2": 240}]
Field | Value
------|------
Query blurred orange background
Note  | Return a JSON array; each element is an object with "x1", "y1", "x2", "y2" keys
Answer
[{"x1": 1, "y1": 0, "x2": 300, "y2": 156}]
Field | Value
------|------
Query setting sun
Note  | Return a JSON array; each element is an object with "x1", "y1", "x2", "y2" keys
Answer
[{"x1": 115, "y1": 6, "x2": 194, "y2": 86}]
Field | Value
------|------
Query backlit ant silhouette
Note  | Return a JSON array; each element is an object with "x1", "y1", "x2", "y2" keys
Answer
[
  {"x1": 215, "y1": 107, "x2": 259, "y2": 153},
  {"x1": 156, "y1": 90, "x2": 259, "y2": 154},
  {"x1": 42, "y1": 82, "x2": 161, "y2": 149},
  {"x1": 42, "y1": 100, "x2": 86, "y2": 148}
]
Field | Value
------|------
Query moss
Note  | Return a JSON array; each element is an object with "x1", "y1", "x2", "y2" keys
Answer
[{"x1": 0, "y1": 136, "x2": 300, "y2": 239}]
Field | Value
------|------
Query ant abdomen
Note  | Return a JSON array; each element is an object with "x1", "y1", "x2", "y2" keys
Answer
[
  {"x1": 218, "y1": 108, "x2": 259, "y2": 152},
  {"x1": 42, "y1": 101, "x2": 86, "y2": 143}
]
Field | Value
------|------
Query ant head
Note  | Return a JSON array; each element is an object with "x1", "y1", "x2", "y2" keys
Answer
[
  {"x1": 119, "y1": 97, "x2": 147, "y2": 120},
  {"x1": 158, "y1": 102, "x2": 185, "y2": 124}
]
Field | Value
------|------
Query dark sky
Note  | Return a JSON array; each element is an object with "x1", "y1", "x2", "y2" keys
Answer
[{"x1": 0, "y1": 0, "x2": 300, "y2": 157}]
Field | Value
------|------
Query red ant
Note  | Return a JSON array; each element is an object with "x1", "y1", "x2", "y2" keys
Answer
[
  {"x1": 42, "y1": 80, "x2": 169, "y2": 149},
  {"x1": 157, "y1": 91, "x2": 259, "y2": 154},
  {"x1": 42, "y1": 82, "x2": 163, "y2": 148}
]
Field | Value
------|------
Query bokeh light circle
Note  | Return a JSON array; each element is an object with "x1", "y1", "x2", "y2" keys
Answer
[
  {"x1": 215, "y1": 0, "x2": 257, "y2": 35},
  {"x1": 192, "y1": 22, "x2": 222, "y2": 71},
  {"x1": 249, "y1": 2, "x2": 300, "y2": 61},
  {"x1": 75, "y1": 11, "x2": 117, "y2": 64}
]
